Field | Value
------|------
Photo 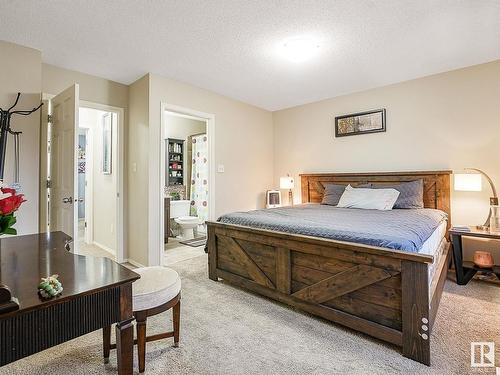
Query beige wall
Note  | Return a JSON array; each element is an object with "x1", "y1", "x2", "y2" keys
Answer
[
  {"x1": 79, "y1": 108, "x2": 118, "y2": 253},
  {"x1": 273, "y1": 60, "x2": 500, "y2": 227},
  {"x1": 42, "y1": 63, "x2": 129, "y2": 258},
  {"x1": 3, "y1": 40, "x2": 497, "y2": 265},
  {"x1": 273, "y1": 60, "x2": 500, "y2": 257},
  {"x1": 0, "y1": 41, "x2": 42, "y2": 234},
  {"x1": 150, "y1": 73, "x2": 274, "y2": 216},
  {"x1": 42, "y1": 64, "x2": 128, "y2": 109},
  {"x1": 125, "y1": 73, "x2": 274, "y2": 265},
  {"x1": 165, "y1": 114, "x2": 206, "y2": 141},
  {"x1": 127, "y1": 75, "x2": 150, "y2": 266}
]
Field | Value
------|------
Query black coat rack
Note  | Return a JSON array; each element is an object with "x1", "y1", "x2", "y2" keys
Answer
[{"x1": 0, "y1": 93, "x2": 43, "y2": 181}]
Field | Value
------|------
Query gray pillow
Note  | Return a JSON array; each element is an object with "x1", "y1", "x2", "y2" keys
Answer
[
  {"x1": 372, "y1": 179, "x2": 424, "y2": 209},
  {"x1": 321, "y1": 183, "x2": 372, "y2": 206}
]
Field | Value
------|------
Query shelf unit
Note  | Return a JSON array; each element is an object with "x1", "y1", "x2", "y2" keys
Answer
[{"x1": 166, "y1": 138, "x2": 185, "y2": 186}]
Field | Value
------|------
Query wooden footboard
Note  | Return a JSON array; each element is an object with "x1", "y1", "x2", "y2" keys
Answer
[{"x1": 207, "y1": 222, "x2": 450, "y2": 366}]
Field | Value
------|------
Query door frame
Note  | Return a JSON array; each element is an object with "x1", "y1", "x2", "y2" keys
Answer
[
  {"x1": 79, "y1": 126, "x2": 93, "y2": 245},
  {"x1": 39, "y1": 99, "x2": 50, "y2": 233},
  {"x1": 80, "y1": 100, "x2": 125, "y2": 263},
  {"x1": 156, "y1": 102, "x2": 215, "y2": 265}
]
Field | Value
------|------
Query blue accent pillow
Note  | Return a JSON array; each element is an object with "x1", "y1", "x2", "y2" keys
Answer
[{"x1": 372, "y1": 179, "x2": 424, "y2": 209}]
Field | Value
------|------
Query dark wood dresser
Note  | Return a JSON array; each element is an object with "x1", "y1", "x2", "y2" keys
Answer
[{"x1": 0, "y1": 232, "x2": 140, "y2": 374}]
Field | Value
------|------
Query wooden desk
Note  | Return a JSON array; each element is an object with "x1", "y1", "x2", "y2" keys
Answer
[{"x1": 0, "y1": 232, "x2": 140, "y2": 374}]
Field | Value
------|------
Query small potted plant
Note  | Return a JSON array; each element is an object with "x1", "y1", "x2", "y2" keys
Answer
[{"x1": 0, "y1": 186, "x2": 26, "y2": 235}]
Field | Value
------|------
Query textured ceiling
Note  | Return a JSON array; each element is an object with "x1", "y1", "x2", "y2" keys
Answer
[{"x1": 1, "y1": 0, "x2": 500, "y2": 111}]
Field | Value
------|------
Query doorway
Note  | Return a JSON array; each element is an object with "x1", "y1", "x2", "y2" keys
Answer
[
  {"x1": 77, "y1": 107, "x2": 118, "y2": 260},
  {"x1": 40, "y1": 86, "x2": 125, "y2": 262},
  {"x1": 160, "y1": 104, "x2": 215, "y2": 266}
]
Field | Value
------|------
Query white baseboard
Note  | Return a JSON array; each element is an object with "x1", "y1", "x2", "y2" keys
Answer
[
  {"x1": 93, "y1": 241, "x2": 116, "y2": 256},
  {"x1": 124, "y1": 258, "x2": 146, "y2": 268}
]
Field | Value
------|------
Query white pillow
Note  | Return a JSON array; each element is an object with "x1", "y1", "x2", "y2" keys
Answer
[{"x1": 337, "y1": 185, "x2": 400, "y2": 211}]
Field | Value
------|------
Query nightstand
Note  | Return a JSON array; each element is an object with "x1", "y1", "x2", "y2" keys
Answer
[{"x1": 449, "y1": 227, "x2": 500, "y2": 285}]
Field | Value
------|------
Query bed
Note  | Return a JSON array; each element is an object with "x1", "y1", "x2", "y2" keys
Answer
[{"x1": 207, "y1": 171, "x2": 452, "y2": 366}]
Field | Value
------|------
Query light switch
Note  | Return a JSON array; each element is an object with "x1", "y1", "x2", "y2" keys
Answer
[
  {"x1": 132, "y1": 162, "x2": 137, "y2": 172},
  {"x1": 217, "y1": 164, "x2": 225, "y2": 173}
]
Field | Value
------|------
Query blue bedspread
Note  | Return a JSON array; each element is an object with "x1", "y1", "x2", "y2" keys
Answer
[{"x1": 218, "y1": 204, "x2": 447, "y2": 253}]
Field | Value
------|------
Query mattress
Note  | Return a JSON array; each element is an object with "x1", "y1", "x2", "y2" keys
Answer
[
  {"x1": 421, "y1": 220, "x2": 448, "y2": 287},
  {"x1": 219, "y1": 204, "x2": 447, "y2": 253}
]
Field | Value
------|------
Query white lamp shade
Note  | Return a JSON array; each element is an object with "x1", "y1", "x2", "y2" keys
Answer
[
  {"x1": 454, "y1": 173, "x2": 482, "y2": 192},
  {"x1": 280, "y1": 176, "x2": 294, "y2": 189}
]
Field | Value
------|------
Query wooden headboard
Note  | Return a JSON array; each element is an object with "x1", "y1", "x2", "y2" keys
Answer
[{"x1": 300, "y1": 170, "x2": 452, "y2": 226}]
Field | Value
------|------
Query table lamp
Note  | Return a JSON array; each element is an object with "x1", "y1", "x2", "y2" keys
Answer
[
  {"x1": 454, "y1": 168, "x2": 498, "y2": 230},
  {"x1": 280, "y1": 175, "x2": 295, "y2": 206}
]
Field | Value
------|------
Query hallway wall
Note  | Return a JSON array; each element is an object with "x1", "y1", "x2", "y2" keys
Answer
[
  {"x1": 0, "y1": 41, "x2": 42, "y2": 234},
  {"x1": 79, "y1": 107, "x2": 118, "y2": 253}
]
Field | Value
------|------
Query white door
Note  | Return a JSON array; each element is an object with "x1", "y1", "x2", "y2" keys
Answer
[{"x1": 49, "y1": 84, "x2": 79, "y2": 249}]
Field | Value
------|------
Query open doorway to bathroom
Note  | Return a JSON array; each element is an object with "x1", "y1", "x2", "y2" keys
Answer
[{"x1": 163, "y1": 109, "x2": 211, "y2": 265}]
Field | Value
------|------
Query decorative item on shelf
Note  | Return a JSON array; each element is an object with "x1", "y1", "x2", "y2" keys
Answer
[
  {"x1": 280, "y1": 174, "x2": 295, "y2": 206},
  {"x1": 266, "y1": 190, "x2": 282, "y2": 208},
  {"x1": 167, "y1": 138, "x2": 184, "y2": 186},
  {"x1": 170, "y1": 192, "x2": 180, "y2": 201},
  {"x1": 454, "y1": 168, "x2": 498, "y2": 230},
  {"x1": 473, "y1": 251, "x2": 495, "y2": 269},
  {"x1": 0, "y1": 284, "x2": 19, "y2": 314},
  {"x1": 0, "y1": 185, "x2": 26, "y2": 236},
  {"x1": 37, "y1": 274, "x2": 63, "y2": 299}
]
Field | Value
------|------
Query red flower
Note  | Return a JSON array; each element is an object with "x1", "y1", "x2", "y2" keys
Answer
[
  {"x1": 0, "y1": 189, "x2": 26, "y2": 215},
  {"x1": 1, "y1": 187, "x2": 15, "y2": 195}
]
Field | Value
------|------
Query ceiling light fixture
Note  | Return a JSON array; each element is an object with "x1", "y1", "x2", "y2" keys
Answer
[{"x1": 281, "y1": 37, "x2": 320, "y2": 63}]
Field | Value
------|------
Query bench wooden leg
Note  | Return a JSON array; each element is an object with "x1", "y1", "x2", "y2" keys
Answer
[
  {"x1": 136, "y1": 313, "x2": 147, "y2": 373},
  {"x1": 173, "y1": 300, "x2": 180, "y2": 347},
  {"x1": 106, "y1": 293, "x2": 181, "y2": 372},
  {"x1": 103, "y1": 325, "x2": 111, "y2": 364}
]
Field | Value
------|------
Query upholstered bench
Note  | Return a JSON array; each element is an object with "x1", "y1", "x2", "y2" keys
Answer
[{"x1": 103, "y1": 266, "x2": 181, "y2": 373}]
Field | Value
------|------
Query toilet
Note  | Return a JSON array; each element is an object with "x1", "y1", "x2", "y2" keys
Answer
[{"x1": 170, "y1": 200, "x2": 201, "y2": 240}]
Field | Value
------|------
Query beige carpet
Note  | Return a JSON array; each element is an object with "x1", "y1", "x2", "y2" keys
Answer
[{"x1": 4, "y1": 254, "x2": 499, "y2": 374}]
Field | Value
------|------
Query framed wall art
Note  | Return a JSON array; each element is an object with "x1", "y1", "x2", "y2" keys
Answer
[{"x1": 335, "y1": 108, "x2": 386, "y2": 137}]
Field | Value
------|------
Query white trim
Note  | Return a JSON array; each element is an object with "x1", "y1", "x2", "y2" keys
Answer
[
  {"x1": 164, "y1": 110, "x2": 205, "y2": 122},
  {"x1": 72, "y1": 85, "x2": 80, "y2": 255},
  {"x1": 39, "y1": 99, "x2": 50, "y2": 232},
  {"x1": 124, "y1": 258, "x2": 146, "y2": 268},
  {"x1": 80, "y1": 101, "x2": 126, "y2": 263},
  {"x1": 80, "y1": 127, "x2": 93, "y2": 245},
  {"x1": 152, "y1": 102, "x2": 215, "y2": 267}
]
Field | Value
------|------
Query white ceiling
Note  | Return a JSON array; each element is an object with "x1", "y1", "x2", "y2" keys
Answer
[{"x1": 1, "y1": 0, "x2": 500, "y2": 111}]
